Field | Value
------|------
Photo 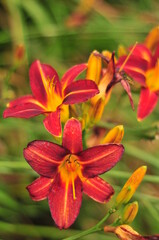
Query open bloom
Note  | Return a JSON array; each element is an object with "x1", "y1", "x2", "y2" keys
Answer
[
  {"x1": 24, "y1": 118, "x2": 124, "y2": 229},
  {"x1": 117, "y1": 27, "x2": 159, "y2": 120},
  {"x1": 3, "y1": 60, "x2": 99, "y2": 136}
]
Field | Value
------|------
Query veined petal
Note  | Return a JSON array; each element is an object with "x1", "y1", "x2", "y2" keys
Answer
[
  {"x1": 29, "y1": 60, "x2": 60, "y2": 105},
  {"x1": 48, "y1": 174, "x2": 82, "y2": 229},
  {"x1": 6, "y1": 95, "x2": 38, "y2": 107},
  {"x1": 137, "y1": 87, "x2": 158, "y2": 121},
  {"x1": 27, "y1": 176, "x2": 53, "y2": 201},
  {"x1": 117, "y1": 55, "x2": 148, "y2": 72},
  {"x1": 63, "y1": 80, "x2": 99, "y2": 104},
  {"x1": 122, "y1": 69, "x2": 146, "y2": 86},
  {"x1": 61, "y1": 64, "x2": 87, "y2": 90},
  {"x1": 43, "y1": 109, "x2": 62, "y2": 137},
  {"x1": 3, "y1": 102, "x2": 45, "y2": 119},
  {"x1": 83, "y1": 176, "x2": 114, "y2": 203},
  {"x1": 62, "y1": 118, "x2": 83, "y2": 153},
  {"x1": 79, "y1": 144, "x2": 124, "y2": 178},
  {"x1": 24, "y1": 140, "x2": 68, "y2": 177},
  {"x1": 129, "y1": 44, "x2": 152, "y2": 63}
]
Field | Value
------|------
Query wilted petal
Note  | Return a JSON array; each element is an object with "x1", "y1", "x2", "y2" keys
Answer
[
  {"x1": 29, "y1": 60, "x2": 60, "y2": 105},
  {"x1": 63, "y1": 80, "x2": 99, "y2": 104},
  {"x1": 62, "y1": 118, "x2": 83, "y2": 153},
  {"x1": 104, "y1": 225, "x2": 143, "y2": 240},
  {"x1": 43, "y1": 109, "x2": 62, "y2": 137},
  {"x1": 61, "y1": 64, "x2": 87, "y2": 90},
  {"x1": 83, "y1": 176, "x2": 114, "y2": 203},
  {"x1": 79, "y1": 144, "x2": 124, "y2": 178},
  {"x1": 24, "y1": 140, "x2": 68, "y2": 177},
  {"x1": 121, "y1": 79, "x2": 134, "y2": 110},
  {"x1": 137, "y1": 87, "x2": 158, "y2": 121},
  {"x1": 48, "y1": 174, "x2": 82, "y2": 229},
  {"x1": 27, "y1": 176, "x2": 53, "y2": 201},
  {"x1": 3, "y1": 102, "x2": 45, "y2": 118}
]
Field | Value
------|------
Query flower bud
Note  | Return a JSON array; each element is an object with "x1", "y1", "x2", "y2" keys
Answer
[
  {"x1": 122, "y1": 201, "x2": 138, "y2": 224},
  {"x1": 86, "y1": 50, "x2": 102, "y2": 85},
  {"x1": 104, "y1": 225, "x2": 143, "y2": 240},
  {"x1": 102, "y1": 125, "x2": 124, "y2": 144},
  {"x1": 115, "y1": 166, "x2": 147, "y2": 208}
]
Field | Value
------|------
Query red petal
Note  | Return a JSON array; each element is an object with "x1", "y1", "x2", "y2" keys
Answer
[
  {"x1": 24, "y1": 140, "x2": 68, "y2": 177},
  {"x1": 123, "y1": 69, "x2": 146, "y2": 86},
  {"x1": 63, "y1": 80, "x2": 99, "y2": 104},
  {"x1": 7, "y1": 95, "x2": 36, "y2": 107},
  {"x1": 83, "y1": 176, "x2": 114, "y2": 203},
  {"x1": 121, "y1": 79, "x2": 134, "y2": 110},
  {"x1": 48, "y1": 174, "x2": 82, "y2": 229},
  {"x1": 62, "y1": 118, "x2": 83, "y2": 153},
  {"x1": 29, "y1": 60, "x2": 60, "y2": 105},
  {"x1": 137, "y1": 87, "x2": 158, "y2": 121},
  {"x1": 129, "y1": 44, "x2": 152, "y2": 63},
  {"x1": 43, "y1": 109, "x2": 62, "y2": 137},
  {"x1": 61, "y1": 64, "x2": 87, "y2": 90},
  {"x1": 27, "y1": 176, "x2": 53, "y2": 201},
  {"x1": 79, "y1": 144, "x2": 124, "y2": 178},
  {"x1": 3, "y1": 102, "x2": 45, "y2": 118}
]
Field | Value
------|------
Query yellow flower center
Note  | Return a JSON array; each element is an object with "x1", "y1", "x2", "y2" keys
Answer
[
  {"x1": 58, "y1": 154, "x2": 82, "y2": 200},
  {"x1": 45, "y1": 76, "x2": 63, "y2": 111}
]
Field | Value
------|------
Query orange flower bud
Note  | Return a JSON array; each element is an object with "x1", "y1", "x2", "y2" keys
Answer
[
  {"x1": 122, "y1": 201, "x2": 138, "y2": 224},
  {"x1": 102, "y1": 125, "x2": 124, "y2": 144},
  {"x1": 86, "y1": 50, "x2": 102, "y2": 85},
  {"x1": 115, "y1": 166, "x2": 147, "y2": 208},
  {"x1": 104, "y1": 225, "x2": 143, "y2": 240}
]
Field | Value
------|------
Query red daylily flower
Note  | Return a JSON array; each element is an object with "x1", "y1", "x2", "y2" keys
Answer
[
  {"x1": 24, "y1": 118, "x2": 124, "y2": 229},
  {"x1": 117, "y1": 43, "x2": 159, "y2": 121},
  {"x1": 3, "y1": 60, "x2": 99, "y2": 136}
]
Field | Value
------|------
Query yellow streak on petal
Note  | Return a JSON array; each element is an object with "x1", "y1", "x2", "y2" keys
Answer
[
  {"x1": 115, "y1": 166, "x2": 147, "y2": 208},
  {"x1": 119, "y1": 42, "x2": 138, "y2": 72},
  {"x1": 102, "y1": 125, "x2": 124, "y2": 144},
  {"x1": 72, "y1": 174, "x2": 76, "y2": 200}
]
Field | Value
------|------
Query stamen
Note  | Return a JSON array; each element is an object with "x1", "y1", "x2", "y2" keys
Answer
[
  {"x1": 72, "y1": 174, "x2": 76, "y2": 200},
  {"x1": 119, "y1": 42, "x2": 138, "y2": 72}
]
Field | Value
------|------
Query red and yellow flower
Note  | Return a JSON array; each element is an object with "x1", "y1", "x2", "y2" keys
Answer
[
  {"x1": 24, "y1": 118, "x2": 124, "y2": 229},
  {"x1": 117, "y1": 26, "x2": 159, "y2": 121},
  {"x1": 3, "y1": 60, "x2": 99, "y2": 136}
]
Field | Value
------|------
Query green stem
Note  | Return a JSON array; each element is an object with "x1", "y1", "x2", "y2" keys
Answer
[{"x1": 63, "y1": 209, "x2": 116, "y2": 240}]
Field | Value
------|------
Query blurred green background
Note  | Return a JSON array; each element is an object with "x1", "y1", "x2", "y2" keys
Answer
[{"x1": 0, "y1": 0, "x2": 159, "y2": 239}]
